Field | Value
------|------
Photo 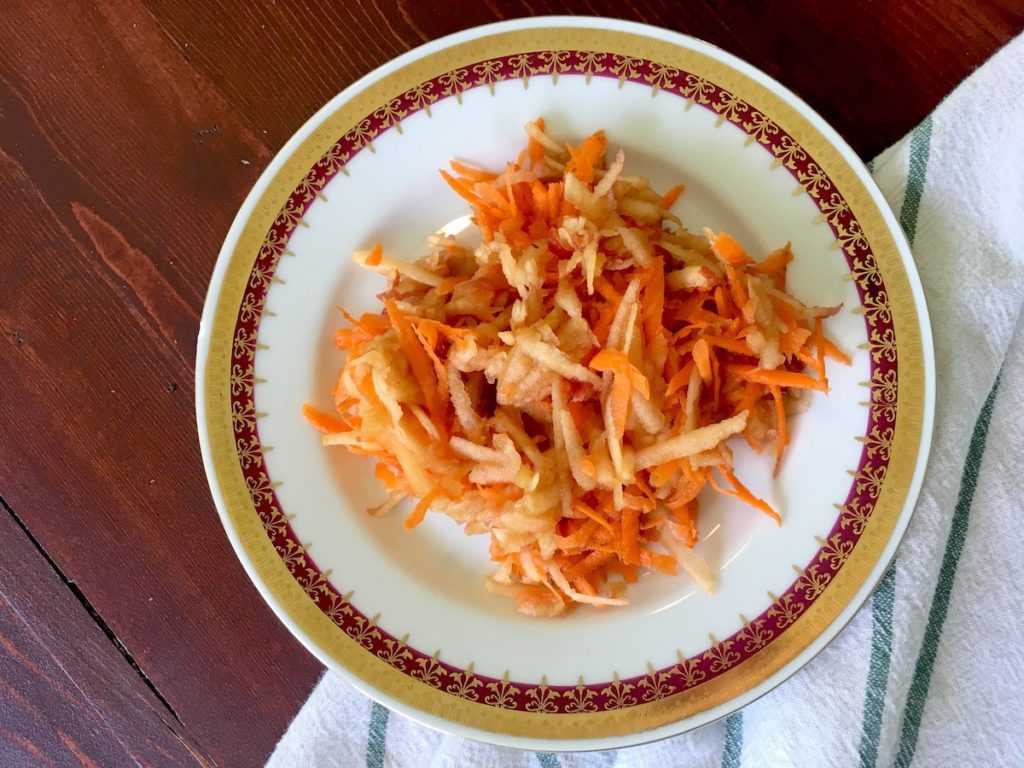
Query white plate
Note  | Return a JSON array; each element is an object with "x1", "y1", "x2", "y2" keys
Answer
[{"x1": 196, "y1": 16, "x2": 934, "y2": 750}]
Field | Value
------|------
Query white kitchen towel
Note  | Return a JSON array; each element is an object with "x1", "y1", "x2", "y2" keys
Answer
[{"x1": 268, "y1": 34, "x2": 1024, "y2": 768}]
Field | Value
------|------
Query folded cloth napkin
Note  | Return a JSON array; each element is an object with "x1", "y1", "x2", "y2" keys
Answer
[{"x1": 268, "y1": 34, "x2": 1024, "y2": 768}]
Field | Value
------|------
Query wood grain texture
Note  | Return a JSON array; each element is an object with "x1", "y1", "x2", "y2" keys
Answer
[
  {"x1": 142, "y1": 0, "x2": 1023, "y2": 159},
  {"x1": 0, "y1": 1, "x2": 319, "y2": 765},
  {"x1": 0, "y1": 1, "x2": 1020, "y2": 765},
  {"x1": 0, "y1": 508, "x2": 202, "y2": 767}
]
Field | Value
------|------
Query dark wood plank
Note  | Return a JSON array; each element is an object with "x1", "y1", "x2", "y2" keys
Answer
[
  {"x1": 142, "y1": 0, "x2": 1023, "y2": 159},
  {"x1": 0, "y1": 0, "x2": 1020, "y2": 765},
  {"x1": 0, "y1": 1, "x2": 319, "y2": 765},
  {"x1": 0, "y1": 506, "x2": 203, "y2": 767}
]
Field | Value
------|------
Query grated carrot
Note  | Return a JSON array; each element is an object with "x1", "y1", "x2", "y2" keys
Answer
[
  {"x1": 364, "y1": 243, "x2": 383, "y2": 266},
  {"x1": 302, "y1": 403, "x2": 348, "y2": 434},
  {"x1": 404, "y1": 488, "x2": 441, "y2": 531},
  {"x1": 660, "y1": 184, "x2": 685, "y2": 210},
  {"x1": 308, "y1": 118, "x2": 846, "y2": 616}
]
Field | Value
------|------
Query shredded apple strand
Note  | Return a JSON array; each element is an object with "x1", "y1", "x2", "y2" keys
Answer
[{"x1": 306, "y1": 118, "x2": 846, "y2": 617}]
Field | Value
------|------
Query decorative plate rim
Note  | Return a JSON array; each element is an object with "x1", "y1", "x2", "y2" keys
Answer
[{"x1": 196, "y1": 16, "x2": 935, "y2": 751}]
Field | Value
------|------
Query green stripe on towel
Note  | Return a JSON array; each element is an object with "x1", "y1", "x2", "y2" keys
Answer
[
  {"x1": 721, "y1": 711, "x2": 743, "y2": 768},
  {"x1": 898, "y1": 116, "x2": 933, "y2": 242},
  {"x1": 858, "y1": 562, "x2": 896, "y2": 768},
  {"x1": 366, "y1": 702, "x2": 390, "y2": 768},
  {"x1": 894, "y1": 376, "x2": 1002, "y2": 768}
]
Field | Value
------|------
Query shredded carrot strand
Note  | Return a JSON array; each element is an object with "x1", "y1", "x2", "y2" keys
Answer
[
  {"x1": 365, "y1": 243, "x2": 383, "y2": 266},
  {"x1": 660, "y1": 183, "x2": 685, "y2": 210},
  {"x1": 404, "y1": 488, "x2": 441, "y2": 531},
  {"x1": 735, "y1": 366, "x2": 828, "y2": 391},
  {"x1": 711, "y1": 468, "x2": 782, "y2": 525},
  {"x1": 384, "y1": 299, "x2": 447, "y2": 438},
  {"x1": 449, "y1": 159, "x2": 498, "y2": 182},
  {"x1": 620, "y1": 506, "x2": 641, "y2": 565},
  {"x1": 302, "y1": 403, "x2": 349, "y2": 434}
]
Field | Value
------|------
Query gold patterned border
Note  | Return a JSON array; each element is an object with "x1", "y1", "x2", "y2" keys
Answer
[{"x1": 200, "y1": 25, "x2": 925, "y2": 738}]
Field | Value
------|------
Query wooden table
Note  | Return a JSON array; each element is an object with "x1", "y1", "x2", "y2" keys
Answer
[{"x1": 1, "y1": 2, "x2": 1020, "y2": 764}]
